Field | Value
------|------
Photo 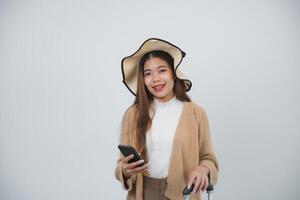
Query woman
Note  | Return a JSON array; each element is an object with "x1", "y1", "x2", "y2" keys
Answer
[{"x1": 115, "y1": 38, "x2": 219, "y2": 200}]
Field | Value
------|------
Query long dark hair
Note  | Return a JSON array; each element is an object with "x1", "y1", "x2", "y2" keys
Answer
[{"x1": 133, "y1": 50, "x2": 191, "y2": 160}]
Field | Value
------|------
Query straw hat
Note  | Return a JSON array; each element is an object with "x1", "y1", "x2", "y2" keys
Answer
[{"x1": 121, "y1": 38, "x2": 192, "y2": 95}]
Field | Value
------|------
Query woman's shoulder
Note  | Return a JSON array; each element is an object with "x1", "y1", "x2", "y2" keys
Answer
[
  {"x1": 185, "y1": 101, "x2": 208, "y2": 120},
  {"x1": 185, "y1": 101, "x2": 206, "y2": 113},
  {"x1": 122, "y1": 104, "x2": 138, "y2": 119}
]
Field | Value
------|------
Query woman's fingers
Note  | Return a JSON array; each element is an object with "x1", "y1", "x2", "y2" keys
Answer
[
  {"x1": 121, "y1": 155, "x2": 133, "y2": 177},
  {"x1": 187, "y1": 165, "x2": 211, "y2": 194},
  {"x1": 126, "y1": 159, "x2": 145, "y2": 169},
  {"x1": 192, "y1": 175, "x2": 209, "y2": 194},
  {"x1": 187, "y1": 174, "x2": 196, "y2": 189},
  {"x1": 192, "y1": 177, "x2": 201, "y2": 194},
  {"x1": 125, "y1": 163, "x2": 148, "y2": 176},
  {"x1": 197, "y1": 176, "x2": 209, "y2": 193},
  {"x1": 122, "y1": 156, "x2": 147, "y2": 177},
  {"x1": 123, "y1": 154, "x2": 134, "y2": 163},
  {"x1": 122, "y1": 154, "x2": 145, "y2": 169},
  {"x1": 130, "y1": 163, "x2": 149, "y2": 173},
  {"x1": 196, "y1": 176, "x2": 206, "y2": 194},
  {"x1": 202, "y1": 176, "x2": 209, "y2": 192}
]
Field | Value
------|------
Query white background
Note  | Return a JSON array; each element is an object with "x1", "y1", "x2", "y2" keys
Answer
[{"x1": 1, "y1": 0, "x2": 299, "y2": 199}]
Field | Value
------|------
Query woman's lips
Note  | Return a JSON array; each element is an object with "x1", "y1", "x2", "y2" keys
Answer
[{"x1": 152, "y1": 84, "x2": 165, "y2": 92}]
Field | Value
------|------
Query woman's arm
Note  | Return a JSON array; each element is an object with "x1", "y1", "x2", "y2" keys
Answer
[
  {"x1": 197, "y1": 106, "x2": 219, "y2": 186},
  {"x1": 114, "y1": 109, "x2": 137, "y2": 191},
  {"x1": 187, "y1": 104, "x2": 219, "y2": 195}
]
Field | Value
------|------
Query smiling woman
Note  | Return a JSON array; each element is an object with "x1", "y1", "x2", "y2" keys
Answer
[
  {"x1": 115, "y1": 38, "x2": 219, "y2": 200},
  {"x1": 142, "y1": 51, "x2": 176, "y2": 103}
]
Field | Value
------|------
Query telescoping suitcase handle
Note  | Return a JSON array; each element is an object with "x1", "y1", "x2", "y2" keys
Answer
[{"x1": 183, "y1": 183, "x2": 214, "y2": 200}]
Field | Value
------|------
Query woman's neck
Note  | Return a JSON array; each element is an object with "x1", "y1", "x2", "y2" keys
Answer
[
  {"x1": 154, "y1": 93, "x2": 175, "y2": 103},
  {"x1": 154, "y1": 94, "x2": 176, "y2": 104}
]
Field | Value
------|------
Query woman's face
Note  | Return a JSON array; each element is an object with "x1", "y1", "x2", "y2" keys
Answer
[{"x1": 143, "y1": 57, "x2": 175, "y2": 103}]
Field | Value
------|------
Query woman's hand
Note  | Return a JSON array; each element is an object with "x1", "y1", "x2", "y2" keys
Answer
[
  {"x1": 119, "y1": 154, "x2": 149, "y2": 179},
  {"x1": 187, "y1": 165, "x2": 210, "y2": 195}
]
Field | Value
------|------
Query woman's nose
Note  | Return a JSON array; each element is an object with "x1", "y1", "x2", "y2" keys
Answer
[{"x1": 152, "y1": 72, "x2": 160, "y2": 82}]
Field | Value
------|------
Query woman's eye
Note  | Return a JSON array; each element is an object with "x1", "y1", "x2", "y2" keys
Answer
[
  {"x1": 159, "y1": 69, "x2": 166, "y2": 73},
  {"x1": 144, "y1": 72, "x2": 150, "y2": 77}
]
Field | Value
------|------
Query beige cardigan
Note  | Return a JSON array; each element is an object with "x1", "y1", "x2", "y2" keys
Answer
[{"x1": 115, "y1": 101, "x2": 219, "y2": 200}]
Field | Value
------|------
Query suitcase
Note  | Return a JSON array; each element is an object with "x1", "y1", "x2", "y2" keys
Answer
[{"x1": 182, "y1": 183, "x2": 214, "y2": 200}]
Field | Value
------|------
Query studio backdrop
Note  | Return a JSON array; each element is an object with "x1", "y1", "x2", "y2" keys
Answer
[{"x1": 1, "y1": 1, "x2": 299, "y2": 200}]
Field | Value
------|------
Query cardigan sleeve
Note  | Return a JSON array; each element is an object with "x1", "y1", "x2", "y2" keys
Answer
[
  {"x1": 196, "y1": 105, "x2": 219, "y2": 186},
  {"x1": 114, "y1": 108, "x2": 137, "y2": 191}
]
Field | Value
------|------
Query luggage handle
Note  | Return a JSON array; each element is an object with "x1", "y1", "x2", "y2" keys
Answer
[{"x1": 183, "y1": 183, "x2": 214, "y2": 200}]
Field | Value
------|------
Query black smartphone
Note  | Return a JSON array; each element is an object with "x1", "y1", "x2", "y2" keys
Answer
[{"x1": 118, "y1": 144, "x2": 143, "y2": 166}]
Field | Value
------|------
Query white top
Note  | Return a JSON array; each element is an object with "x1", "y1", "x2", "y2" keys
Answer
[{"x1": 146, "y1": 96, "x2": 183, "y2": 178}]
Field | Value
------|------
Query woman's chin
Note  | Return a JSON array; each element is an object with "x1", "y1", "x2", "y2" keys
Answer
[{"x1": 151, "y1": 92, "x2": 166, "y2": 99}]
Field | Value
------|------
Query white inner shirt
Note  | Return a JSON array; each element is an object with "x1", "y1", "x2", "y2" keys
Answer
[{"x1": 146, "y1": 96, "x2": 183, "y2": 178}]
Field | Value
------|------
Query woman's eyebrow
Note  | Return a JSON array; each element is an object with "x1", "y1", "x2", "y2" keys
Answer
[{"x1": 144, "y1": 65, "x2": 167, "y2": 72}]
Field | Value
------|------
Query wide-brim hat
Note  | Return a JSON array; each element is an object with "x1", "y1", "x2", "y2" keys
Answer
[{"x1": 121, "y1": 38, "x2": 192, "y2": 96}]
